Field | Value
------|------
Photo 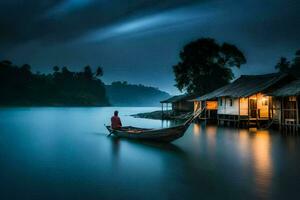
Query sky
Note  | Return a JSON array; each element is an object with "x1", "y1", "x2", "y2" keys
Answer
[{"x1": 0, "y1": 0, "x2": 299, "y2": 95}]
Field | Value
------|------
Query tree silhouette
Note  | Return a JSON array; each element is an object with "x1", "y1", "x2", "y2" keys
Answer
[
  {"x1": 290, "y1": 50, "x2": 300, "y2": 76},
  {"x1": 96, "y1": 66, "x2": 103, "y2": 77},
  {"x1": 84, "y1": 65, "x2": 93, "y2": 80},
  {"x1": 275, "y1": 50, "x2": 300, "y2": 77},
  {"x1": 1, "y1": 60, "x2": 12, "y2": 65},
  {"x1": 275, "y1": 57, "x2": 290, "y2": 73},
  {"x1": 21, "y1": 64, "x2": 31, "y2": 71},
  {"x1": 173, "y1": 38, "x2": 246, "y2": 95},
  {"x1": 61, "y1": 66, "x2": 73, "y2": 79},
  {"x1": 53, "y1": 66, "x2": 60, "y2": 73}
]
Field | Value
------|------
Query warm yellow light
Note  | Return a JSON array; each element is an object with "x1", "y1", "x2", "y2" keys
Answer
[
  {"x1": 193, "y1": 123, "x2": 200, "y2": 135},
  {"x1": 206, "y1": 101, "x2": 218, "y2": 110},
  {"x1": 261, "y1": 96, "x2": 268, "y2": 106}
]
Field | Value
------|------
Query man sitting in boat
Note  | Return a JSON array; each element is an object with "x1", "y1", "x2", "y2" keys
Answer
[{"x1": 111, "y1": 110, "x2": 122, "y2": 130}]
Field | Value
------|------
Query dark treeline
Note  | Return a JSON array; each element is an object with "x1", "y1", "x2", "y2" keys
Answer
[{"x1": 0, "y1": 60, "x2": 109, "y2": 106}]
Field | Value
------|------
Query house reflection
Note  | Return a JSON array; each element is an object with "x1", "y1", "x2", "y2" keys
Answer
[
  {"x1": 237, "y1": 130, "x2": 250, "y2": 158},
  {"x1": 206, "y1": 126, "x2": 217, "y2": 148},
  {"x1": 193, "y1": 123, "x2": 201, "y2": 136},
  {"x1": 251, "y1": 130, "x2": 272, "y2": 198}
]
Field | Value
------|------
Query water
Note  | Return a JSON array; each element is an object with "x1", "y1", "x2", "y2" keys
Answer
[{"x1": 0, "y1": 107, "x2": 300, "y2": 200}]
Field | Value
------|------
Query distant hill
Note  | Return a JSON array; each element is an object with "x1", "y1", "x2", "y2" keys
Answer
[{"x1": 105, "y1": 81, "x2": 170, "y2": 106}]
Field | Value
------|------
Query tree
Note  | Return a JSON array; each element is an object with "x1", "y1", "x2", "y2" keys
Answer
[
  {"x1": 290, "y1": 50, "x2": 300, "y2": 76},
  {"x1": 1, "y1": 60, "x2": 12, "y2": 66},
  {"x1": 84, "y1": 65, "x2": 93, "y2": 80},
  {"x1": 20, "y1": 64, "x2": 32, "y2": 78},
  {"x1": 173, "y1": 38, "x2": 246, "y2": 95},
  {"x1": 275, "y1": 57, "x2": 290, "y2": 73},
  {"x1": 53, "y1": 66, "x2": 60, "y2": 73},
  {"x1": 21, "y1": 64, "x2": 31, "y2": 71},
  {"x1": 95, "y1": 66, "x2": 103, "y2": 77},
  {"x1": 61, "y1": 66, "x2": 73, "y2": 79}
]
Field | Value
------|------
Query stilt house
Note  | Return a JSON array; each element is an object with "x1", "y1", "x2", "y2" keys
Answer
[
  {"x1": 193, "y1": 73, "x2": 293, "y2": 126},
  {"x1": 161, "y1": 94, "x2": 194, "y2": 114},
  {"x1": 269, "y1": 79, "x2": 300, "y2": 132}
]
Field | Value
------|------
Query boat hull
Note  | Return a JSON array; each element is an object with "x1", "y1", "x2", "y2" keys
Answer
[{"x1": 106, "y1": 125, "x2": 188, "y2": 142}]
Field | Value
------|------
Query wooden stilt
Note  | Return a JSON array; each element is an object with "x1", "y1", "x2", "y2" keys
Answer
[
  {"x1": 161, "y1": 103, "x2": 164, "y2": 119},
  {"x1": 296, "y1": 96, "x2": 299, "y2": 133},
  {"x1": 248, "y1": 97, "x2": 250, "y2": 128},
  {"x1": 238, "y1": 98, "x2": 240, "y2": 128}
]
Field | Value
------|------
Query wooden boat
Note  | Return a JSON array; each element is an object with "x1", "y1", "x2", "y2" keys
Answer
[
  {"x1": 105, "y1": 124, "x2": 189, "y2": 143},
  {"x1": 105, "y1": 107, "x2": 204, "y2": 142}
]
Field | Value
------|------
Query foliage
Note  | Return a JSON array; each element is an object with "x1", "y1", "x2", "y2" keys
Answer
[
  {"x1": 290, "y1": 50, "x2": 300, "y2": 76},
  {"x1": 275, "y1": 57, "x2": 290, "y2": 73},
  {"x1": 275, "y1": 50, "x2": 300, "y2": 77},
  {"x1": 106, "y1": 81, "x2": 170, "y2": 106},
  {"x1": 173, "y1": 38, "x2": 246, "y2": 95},
  {"x1": 0, "y1": 61, "x2": 110, "y2": 106}
]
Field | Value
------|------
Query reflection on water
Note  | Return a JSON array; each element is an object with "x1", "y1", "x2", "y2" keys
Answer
[
  {"x1": 237, "y1": 130, "x2": 250, "y2": 159},
  {"x1": 206, "y1": 126, "x2": 217, "y2": 151},
  {"x1": 110, "y1": 136, "x2": 121, "y2": 167},
  {"x1": 193, "y1": 123, "x2": 201, "y2": 136},
  {"x1": 1, "y1": 107, "x2": 300, "y2": 199},
  {"x1": 235, "y1": 129, "x2": 273, "y2": 198},
  {"x1": 251, "y1": 131, "x2": 272, "y2": 198}
]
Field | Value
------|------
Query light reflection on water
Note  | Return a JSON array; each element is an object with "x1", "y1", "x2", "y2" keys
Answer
[{"x1": 0, "y1": 107, "x2": 300, "y2": 199}]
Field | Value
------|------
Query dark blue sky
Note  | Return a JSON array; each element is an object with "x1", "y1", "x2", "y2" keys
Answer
[{"x1": 1, "y1": 0, "x2": 299, "y2": 94}]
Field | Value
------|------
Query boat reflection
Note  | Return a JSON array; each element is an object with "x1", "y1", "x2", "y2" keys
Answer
[{"x1": 109, "y1": 135, "x2": 186, "y2": 157}]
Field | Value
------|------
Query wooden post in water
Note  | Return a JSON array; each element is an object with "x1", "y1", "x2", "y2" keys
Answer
[
  {"x1": 238, "y1": 98, "x2": 240, "y2": 128},
  {"x1": 280, "y1": 97, "x2": 283, "y2": 131},
  {"x1": 256, "y1": 94, "x2": 258, "y2": 127},
  {"x1": 205, "y1": 100, "x2": 207, "y2": 125},
  {"x1": 268, "y1": 96, "x2": 270, "y2": 121},
  {"x1": 247, "y1": 97, "x2": 250, "y2": 128},
  {"x1": 161, "y1": 103, "x2": 164, "y2": 119},
  {"x1": 296, "y1": 96, "x2": 299, "y2": 133},
  {"x1": 271, "y1": 97, "x2": 274, "y2": 122}
]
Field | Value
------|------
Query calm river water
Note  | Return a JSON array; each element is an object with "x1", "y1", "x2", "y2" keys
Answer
[{"x1": 0, "y1": 107, "x2": 300, "y2": 200}]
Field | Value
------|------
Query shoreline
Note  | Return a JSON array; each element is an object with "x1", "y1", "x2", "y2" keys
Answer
[
  {"x1": 131, "y1": 110, "x2": 191, "y2": 120},
  {"x1": 131, "y1": 110, "x2": 166, "y2": 120}
]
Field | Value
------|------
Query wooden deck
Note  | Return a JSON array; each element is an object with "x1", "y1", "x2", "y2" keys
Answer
[{"x1": 215, "y1": 114, "x2": 272, "y2": 128}]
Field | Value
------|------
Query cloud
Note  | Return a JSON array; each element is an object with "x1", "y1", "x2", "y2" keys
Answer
[
  {"x1": 1, "y1": 0, "x2": 300, "y2": 94},
  {"x1": 0, "y1": 0, "x2": 202, "y2": 50},
  {"x1": 80, "y1": 3, "x2": 215, "y2": 43},
  {"x1": 46, "y1": 0, "x2": 96, "y2": 17}
]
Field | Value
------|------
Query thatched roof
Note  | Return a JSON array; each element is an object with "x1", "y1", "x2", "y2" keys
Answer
[
  {"x1": 161, "y1": 94, "x2": 194, "y2": 103},
  {"x1": 193, "y1": 73, "x2": 288, "y2": 101},
  {"x1": 269, "y1": 79, "x2": 300, "y2": 97},
  {"x1": 191, "y1": 85, "x2": 231, "y2": 101}
]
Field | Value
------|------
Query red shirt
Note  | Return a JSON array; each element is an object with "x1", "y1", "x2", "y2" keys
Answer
[{"x1": 111, "y1": 116, "x2": 122, "y2": 129}]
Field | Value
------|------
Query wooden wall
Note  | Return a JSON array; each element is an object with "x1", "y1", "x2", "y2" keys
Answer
[
  {"x1": 173, "y1": 101, "x2": 193, "y2": 112},
  {"x1": 240, "y1": 98, "x2": 248, "y2": 116},
  {"x1": 218, "y1": 97, "x2": 239, "y2": 115},
  {"x1": 255, "y1": 93, "x2": 269, "y2": 118},
  {"x1": 217, "y1": 93, "x2": 270, "y2": 118}
]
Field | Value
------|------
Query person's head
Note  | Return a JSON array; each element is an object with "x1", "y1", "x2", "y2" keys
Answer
[{"x1": 114, "y1": 110, "x2": 119, "y2": 116}]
